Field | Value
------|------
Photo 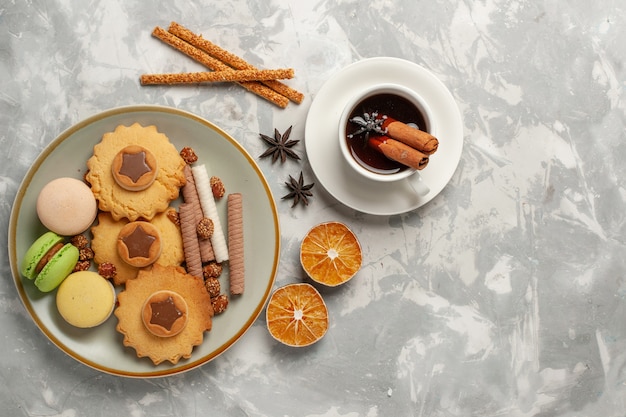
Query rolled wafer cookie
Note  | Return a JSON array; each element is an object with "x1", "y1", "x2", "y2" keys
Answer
[
  {"x1": 182, "y1": 165, "x2": 215, "y2": 262},
  {"x1": 191, "y1": 164, "x2": 229, "y2": 263},
  {"x1": 179, "y1": 203, "x2": 203, "y2": 279},
  {"x1": 227, "y1": 193, "x2": 244, "y2": 295}
]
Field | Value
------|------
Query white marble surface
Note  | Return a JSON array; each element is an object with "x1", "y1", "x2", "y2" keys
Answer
[{"x1": 1, "y1": 0, "x2": 626, "y2": 415}]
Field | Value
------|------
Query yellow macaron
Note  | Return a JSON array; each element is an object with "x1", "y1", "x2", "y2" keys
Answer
[{"x1": 56, "y1": 271, "x2": 116, "y2": 328}]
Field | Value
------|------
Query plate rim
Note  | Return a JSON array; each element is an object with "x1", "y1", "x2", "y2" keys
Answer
[
  {"x1": 8, "y1": 104, "x2": 280, "y2": 378},
  {"x1": 304, "y1": 57, "x2": 464, "y2": 215}
]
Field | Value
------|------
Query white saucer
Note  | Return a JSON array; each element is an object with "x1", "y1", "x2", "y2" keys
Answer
[{"x1": 304, "y1": 57, "x2": 463, "y2": 215}]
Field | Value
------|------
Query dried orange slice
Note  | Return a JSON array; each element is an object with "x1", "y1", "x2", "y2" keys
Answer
[
  {"x1": 300, "y1": 221, "x2": 362, "y2": 287},
  {"x1": 266, "y1": 283, "x2": 328, "y2": 347}
]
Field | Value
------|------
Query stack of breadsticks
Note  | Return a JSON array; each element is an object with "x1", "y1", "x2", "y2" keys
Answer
[
  {"x1": 142, "y1": 22, "x2": 304, "y2": 108},
  {"x1": 369, "y1": 117, "x2": 439, "y2": 170}
]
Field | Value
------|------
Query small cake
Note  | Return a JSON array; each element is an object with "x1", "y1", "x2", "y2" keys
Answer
[
  {"x1": 20, "y1": 231, "x2": 80, "y2": 293},
  {"x1": 36, "y1": 177, "x2": 98, "y2": 236},
  {"x1": 114, "y1": 264, "x2": 213, "y2": 365},
  {"x1": 56, "y1": 271, "x2": 116, "y2": 328},
  {"x1": 116, "y1": 221, "x2": 162, "y2": 268},
  {"x1": 86, "y1": 123, "x2": 186, "y2": 221}
]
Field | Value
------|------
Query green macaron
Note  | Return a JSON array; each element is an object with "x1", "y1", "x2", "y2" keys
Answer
[{"x1": 20, "y1": 231, "x2": 80, "y2": 292}]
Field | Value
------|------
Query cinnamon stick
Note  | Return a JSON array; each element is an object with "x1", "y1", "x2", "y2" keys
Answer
[
  {"x1": 168, "y1": 21, "x2": 304, "y2": 104},
  {"x1": 151, "y1": 26, "x2": 289, "y2": 108},
  {"x1": 381, "y1": 117, "x2": 439, "y2": 155},
  {"x1": 141, "y1": 68, "x2": 294, "y2": 85},
  {"x1": 369, "y1": 136, "x2": 429, "y2": 170}
]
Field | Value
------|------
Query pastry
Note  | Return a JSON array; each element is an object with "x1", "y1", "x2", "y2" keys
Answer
[
  {"x1": 116, "y1": 221, "x2": 162, "y2": 268},
  {"x1": 91, "y1": 209, "x2": 184, "y2": 286},
  {"x1": 111, "y1": 145, "x2": 159, "y2": 191},
  {"x1": 56, "y1": 271, "x2": 116, "y2": 328},
  {"x1": 86, "y1": 123, "x2": 186, "y2": 221},
  {"x1": 141, "y1": 290, "x2": 188, "y2": 337},
  {"x1": 191, "y1": 164, "x2": 229, "y2": 262},
  {"x1": 227, "y1": 193, "x2": 244, "y2": 295},
  {"x1": 114, "y1": 264, "x2": 213, "y2": 365},
  {"x1": 20, "y1": 231, "x2": 79, "y2": 292},
  {"x1": 36, "y1": 177, "x2": 97, "y2": 236},
  {"x1": 178, "y1": 202, "x2": 203, "y2": 279},
  {"x1": 181, "y1": 164, "x2": 214, "y2": 262}
]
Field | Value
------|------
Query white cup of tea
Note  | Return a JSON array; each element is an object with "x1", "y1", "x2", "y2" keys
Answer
[{"x1": 338, "y1": 83, "x2": 436, "y2": 195}]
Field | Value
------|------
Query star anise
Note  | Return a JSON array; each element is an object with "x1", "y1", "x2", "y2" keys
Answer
[
  {"x1": 282, "y1": 171, "x2": 314, "y2": 207},
  {"x1": 259, "y1": 126, "x2": 300, "y2": 163}
]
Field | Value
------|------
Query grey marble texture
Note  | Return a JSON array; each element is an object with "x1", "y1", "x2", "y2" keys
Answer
[{"x1": 1, "y1": 0, "x2": 626, "y2": 416}]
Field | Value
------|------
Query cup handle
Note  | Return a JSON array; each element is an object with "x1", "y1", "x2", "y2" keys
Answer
[{"x1": 407, "y1": 172, "x2": 430, "y2": 196}]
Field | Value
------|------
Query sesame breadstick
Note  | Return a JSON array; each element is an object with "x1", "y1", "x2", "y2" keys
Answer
[
  {"x1": 141, "y1": 68, "x2": 294, "y2": 85},
  {"x1": 227, "y1": 193, "x2": 244, "y2": 295},
  {"x1": 151, "y1": 26, "x2": 289, "y2": 108},
  {"x1": 178, "y1": 203, "x2": 203, "y2": 279},
  {"x1": 192, "y1": 164, "x2": 229, "y2": 263},
  {"x1": 168, "y1": 21, "x2": 304, "y2": 104},
  {"x1": 182, "y1": 165, "x2": 215, "y2": 262}
]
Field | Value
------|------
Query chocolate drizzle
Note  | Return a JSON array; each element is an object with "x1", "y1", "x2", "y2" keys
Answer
[
  {"x1": 120, "y1": 151, "x2": 152, "y2": 183},
  {"x1": 150, "y1": 296, "x2": 183, "y2": 331}
]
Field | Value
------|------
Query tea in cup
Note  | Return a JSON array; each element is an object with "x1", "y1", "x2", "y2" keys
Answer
[{"x1": 338, "y1": 83, "x2": 437, "y2": 194}]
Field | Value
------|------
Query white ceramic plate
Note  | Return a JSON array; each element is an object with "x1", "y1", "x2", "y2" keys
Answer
[
  {"x1": 305, "y1": 57, "x2": 464, "y2": 215},
  {"x1": 8, "y1": 105, "x2": 280, "y2": 378}
]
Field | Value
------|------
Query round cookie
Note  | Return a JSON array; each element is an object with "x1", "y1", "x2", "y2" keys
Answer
[
  {"x1": 117, "y1": 221, "x2": 162, "y2": 268},
  {"x1": 86, "y1": 123, "x2": 186, "y2": 221},
  {"x1": 142, "y1": 290, "x2": 188, "y2": 337},
  {"x1": 114, "y1": 264, "x2": 213, "y2": 365},
  {"x1": 111, "y1": 145, "x2": 158, "y2": 191},
  {"x1": 37, "y1": 177, "x2": 98, "y2": 236},
  {"x1": 91, "y1": 209, "x2": 184, "y2": 286},
  {"x1": 56, "y1": 271, "x2": 116, "y2": 328}
]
